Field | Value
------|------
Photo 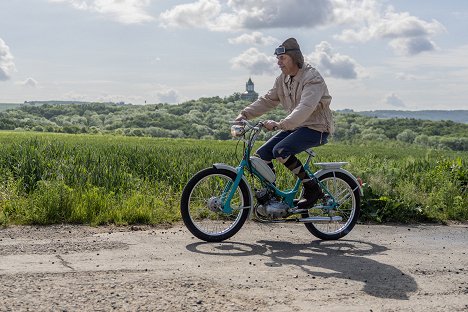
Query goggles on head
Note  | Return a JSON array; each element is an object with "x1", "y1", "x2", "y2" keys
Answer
[{"x1": 274, "y1": 46, "x2": 300, "y2": 55}]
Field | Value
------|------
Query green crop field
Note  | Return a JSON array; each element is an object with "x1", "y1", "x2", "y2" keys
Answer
[{"x1": 0, "y1": 131, "x2": 466, "y2": 225}]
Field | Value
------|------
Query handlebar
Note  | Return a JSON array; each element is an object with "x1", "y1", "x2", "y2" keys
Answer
[
  {"x1": 229, "y1": 120, "x2": 265, "y2": 138},
  {"x1": 229, "y1": 120, "x2": 263, "y2": 127}
]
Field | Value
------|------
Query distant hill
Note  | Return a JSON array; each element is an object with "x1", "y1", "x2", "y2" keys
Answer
[
  {"x1": 338, "y1": 109, "x2": 468, "y2": 124},
  {"x1": 0, "y1": 103, "x2": 22, "y2": 112},
  {"x1": 22, "y1": 100, "x2": 126, "y2": 106},
  {"x1": 0, "y1": 101, "x2": 126, "y2": 112},
  {"x1": 3, "y1": 101, "x2": 467, "y2": 123}
]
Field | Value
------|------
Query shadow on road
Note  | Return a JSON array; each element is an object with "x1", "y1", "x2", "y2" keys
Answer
[{"x1": 186, "y1": 239, "x2": 417, "y2": 300}]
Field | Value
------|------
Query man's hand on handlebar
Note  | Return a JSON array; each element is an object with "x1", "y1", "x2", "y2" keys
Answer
[
  {"x1": 263, "y1": 120, "x2": 279, "y2": 131},
  {"x1": 232, "y1": 115, "x2": 279, "y2": 131}
]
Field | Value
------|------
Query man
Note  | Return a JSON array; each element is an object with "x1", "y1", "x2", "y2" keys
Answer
[{"x1": 235, "y1": 38, "x2": 334, "y2": 209}]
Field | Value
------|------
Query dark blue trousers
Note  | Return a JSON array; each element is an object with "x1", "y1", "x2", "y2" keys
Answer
[{"x1": 256, "y1": 127, "x2": 328, "y2": 161}]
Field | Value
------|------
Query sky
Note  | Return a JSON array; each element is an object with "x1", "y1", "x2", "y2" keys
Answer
[{"x1": 1, "y1": 0, "x2": 468, "y2": 111}]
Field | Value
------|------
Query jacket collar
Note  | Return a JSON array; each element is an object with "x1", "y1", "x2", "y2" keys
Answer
[{"x1": 283, "y1": 63, "x2": 308, "y2": 84}]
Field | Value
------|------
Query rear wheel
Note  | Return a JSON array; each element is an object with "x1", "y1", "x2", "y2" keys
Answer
[
  {"x1": 180, "y1": 168, "x2": 251, "y2": 242},
  {"x1": 303, "y1": 171, "x2": 360, "y2": 240}
]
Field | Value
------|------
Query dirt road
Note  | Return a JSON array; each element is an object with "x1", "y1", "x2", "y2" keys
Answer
[{"x1": 0, "y1": 222, "x2": 467, "y2": 311}]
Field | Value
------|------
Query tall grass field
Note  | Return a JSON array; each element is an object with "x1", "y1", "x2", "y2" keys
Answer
[{"x1": 0, "y1": 131, "x2": 466, "y2": 225}]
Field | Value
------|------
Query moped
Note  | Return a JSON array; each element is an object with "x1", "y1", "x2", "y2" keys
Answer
[{"x1": 180, "y1": 120, "x2": 361, "y2": 242}]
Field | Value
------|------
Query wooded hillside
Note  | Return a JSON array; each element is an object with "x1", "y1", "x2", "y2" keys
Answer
[{"x1": 1, "y1": 96, "x2": 467, "y2": 151}]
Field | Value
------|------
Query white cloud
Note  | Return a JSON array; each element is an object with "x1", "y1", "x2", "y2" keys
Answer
[
  {"x1": 149, "y1": 57, "x2": 162, "y2": 65},
  {"x1": 20, "y1": 77, "x2": 39, "y2": 88},
  {"x1": 389, "y1": 37, "x2": 437, "y2": 56},
  {"x1": 160, "y1": 0, "x2": 444, "y2": 56},
  {"x1": 225, "y1": 0, "x2": 333, "y2": 29},
  {"x1": 230, "y1": 48, "x2": 276, "y2": 75},
  {"x1": 332, "y1": 0, "x2": 381, "y2": 25},
  {"x1": 228, "y1": 32, "x2": 277, "y2": 46},
  {"x1": 49, "y1": 0, "x2": 154, "y2": 24},
  {"x1": 307, "y1": 41, "x2": 362, "y2": 79},
  {"x1": 160, "y1": 0, "x2": 334, "y2": 31},
  {"x1": 383, "y1": 93, "x2": 406, "y2": 108},
  {"x1": 333, "y1": 1, "x2": 445, "y2": 55},
  {"x1": 159, "y1": 0, "x2": 221, "y2": 29},
  {"x1": 387, "y1": 44, "x2": 468, "y2": 76},
  {"x1": 154, "y1": 89, "x2": 181, "y2": 104},
  {"x1": 378, "y1": 12, "x2": 443, "y2": 39},
  {"x1": 395, "y1": 72, "x2": 418, "y2": 81},
  {"x1": 61, "y1": 91, "x2": 89, "y2": 102},
  {"x1": 0, "y1": 38, "x2": 16, "y2": 81}
]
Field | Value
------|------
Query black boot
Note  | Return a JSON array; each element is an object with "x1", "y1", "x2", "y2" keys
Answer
[{"x1": 297, "y1": 180, "x2": 324, "y2": 209}]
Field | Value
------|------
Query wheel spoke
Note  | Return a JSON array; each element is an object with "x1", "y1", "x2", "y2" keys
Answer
[
  {"x1": 304, "y1": 172, "x2": 360, "y2": 240},
  {"x1": 181, "y1": 169, "x2": 250, "y2": 241}
]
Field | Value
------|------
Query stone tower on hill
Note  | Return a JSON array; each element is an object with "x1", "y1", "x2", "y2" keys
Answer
[{"x1": 240, "y1": 78, "x2": 258, "y2": 102}]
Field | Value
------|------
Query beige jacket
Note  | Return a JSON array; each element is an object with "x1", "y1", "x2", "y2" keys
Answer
[{"x1": 240, "y1": 63, "x2": 333, "y2": 133}]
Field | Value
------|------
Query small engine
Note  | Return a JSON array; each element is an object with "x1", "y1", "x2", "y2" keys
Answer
[
  {"x1": 255, "y1": 188, "x2": 290, "y2": 218},
  {"x1": 255, "y1": 188, "x2": 272, "y2": 205}
]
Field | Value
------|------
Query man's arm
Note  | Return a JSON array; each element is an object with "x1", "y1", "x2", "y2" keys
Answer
[{"x1": 238, "y1": 78, "x2": 281, "y2": 120}]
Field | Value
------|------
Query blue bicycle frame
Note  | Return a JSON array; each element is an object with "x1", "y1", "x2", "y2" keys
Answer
[{"x1": 220, "y1": 125, "x2": 338, "y2": 215}]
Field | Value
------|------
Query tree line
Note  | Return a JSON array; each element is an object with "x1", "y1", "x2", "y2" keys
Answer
[{"x1": 0, "y1": 95, "x2": 467, "y2": 151}]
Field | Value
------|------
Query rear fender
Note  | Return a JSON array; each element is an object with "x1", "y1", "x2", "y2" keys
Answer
[{"x1": 314, "y1": 167, "x2": 363, "y2": 196}]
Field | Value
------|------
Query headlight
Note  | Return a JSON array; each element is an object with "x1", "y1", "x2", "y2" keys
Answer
[{"x1": 230, "y1": 125, "x2": 245, "y2": 137}]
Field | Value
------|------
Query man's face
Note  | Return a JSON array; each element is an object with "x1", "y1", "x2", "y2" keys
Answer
[{"x1": 277, "y1": 54, "x2": 299, "y2": 76}]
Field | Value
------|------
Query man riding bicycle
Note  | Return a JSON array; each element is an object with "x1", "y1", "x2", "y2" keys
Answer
[{"x1": 235, "y1": 38, "x2": 334, "y2": 209}]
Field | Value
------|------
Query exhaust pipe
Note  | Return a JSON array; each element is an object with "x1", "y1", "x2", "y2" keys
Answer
[{"x1": 298, "y1": 216, "x2": 342, "y2": 223}]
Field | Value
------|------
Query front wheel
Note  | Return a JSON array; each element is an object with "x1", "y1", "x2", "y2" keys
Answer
[
  {"x1": 180, "y1": 167, "x2": 251, "y2": 242},
  {"x1": 303, "y1": 171, "x2": 360, "y2": 240}
]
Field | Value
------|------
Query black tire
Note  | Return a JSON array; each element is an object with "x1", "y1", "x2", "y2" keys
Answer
[
  {"x1": 180, "y1": 167, "x2": 251, "y2": 242},
  {"x1": 303, "y1": 171, "x2": 360, "y2": 240}
]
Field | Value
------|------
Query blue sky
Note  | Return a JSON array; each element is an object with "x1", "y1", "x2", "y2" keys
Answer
[{"x1": 1, "y1": 0, "x2": 467, "y2": 111}]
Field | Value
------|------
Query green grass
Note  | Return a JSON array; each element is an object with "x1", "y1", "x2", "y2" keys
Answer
[{"x1": 0, "y1": 131, "x2": 466, "y2": 225}]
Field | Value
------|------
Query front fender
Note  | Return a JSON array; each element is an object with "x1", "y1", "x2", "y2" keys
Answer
[
  {"x1": 213, "y1": 163, "x2": 254, "y2": 214},
  {"x1": 314, "y1": 167, "x2": 363, "y2": 196}
]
